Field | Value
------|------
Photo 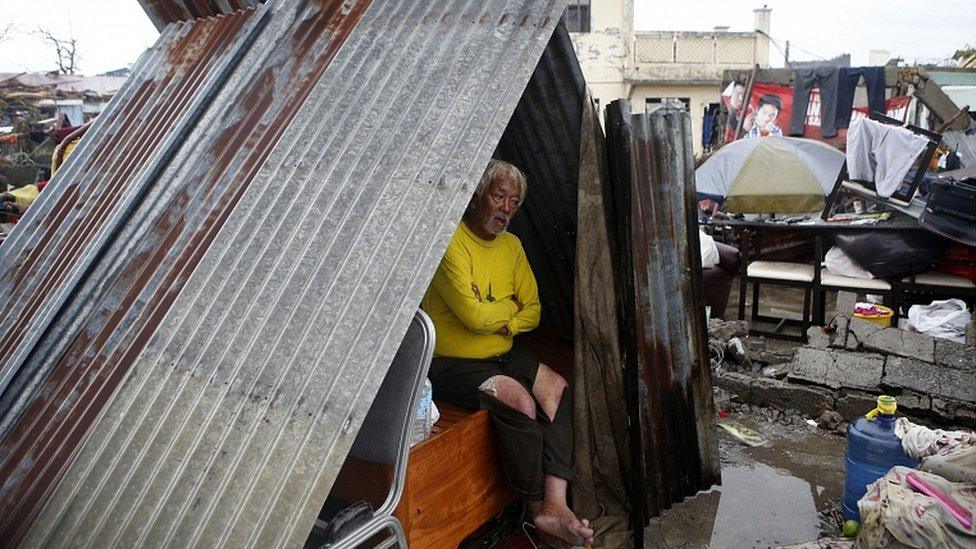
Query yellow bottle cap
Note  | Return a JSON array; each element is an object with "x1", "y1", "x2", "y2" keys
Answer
[{"x1": 865, "y1": 395, "x2": 897, "y2": 420}]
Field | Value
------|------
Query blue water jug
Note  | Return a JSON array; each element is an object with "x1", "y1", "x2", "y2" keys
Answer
[{"x1": 842, "y1": 395, "x2": 919, "y2": 520}]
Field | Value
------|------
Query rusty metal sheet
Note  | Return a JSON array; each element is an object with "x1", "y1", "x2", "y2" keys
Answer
[
  {"x1": 138, "y1": 0, "x2": 264, "y2": 30},
  {"x1": 0, "y1": 0, "x2": 382, "y2": 543},
  {"x1": 571, "y1": 94, "x2": 638, "y2": 544},
  {"x1": 604, "y1": 100, "x2": 721, "y2": 529},
  {"x1": 4, "y1": 1, "x2": 571, "y2": 547}
]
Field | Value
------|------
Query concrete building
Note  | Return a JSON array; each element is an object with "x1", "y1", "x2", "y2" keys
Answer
[{"x1": 567, "y1": 1, "x2": 772, "y2": 155}]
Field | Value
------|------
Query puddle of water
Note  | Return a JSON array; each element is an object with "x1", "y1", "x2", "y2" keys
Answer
[
  {"x1": 709, "y1": 463, "x2": 821, "y2": 548},
  {"x1": 647, "y1": 421, "x2": 847, "y2": 548}
]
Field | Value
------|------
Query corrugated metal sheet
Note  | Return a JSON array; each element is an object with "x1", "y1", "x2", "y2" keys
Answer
[
  {"x1": 2, "y1": 2, "x2": 373, "y2": 542},
  {"x1": 4, "y1": 1, "x2": 570, "y2": 547},
  {"x1": 497, "y1": 22, "x2": 583, "y2": 334},
  {"x1": 0, "y1": 7, "x2": 262, "y2": 406},
  {"x1": 605, "y1": 101, "x2": 720, "y2": 523},
  {"x1": 571, "y1": 94, "x2": 639, "y2": 546},
  {"x1": 138, "y1": 0, "x2": 265, "y2": 30}
]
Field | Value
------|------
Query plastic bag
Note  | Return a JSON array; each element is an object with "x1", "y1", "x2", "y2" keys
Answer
[
  {"x1": 907, "y1": 299, "x2": 971, "y2": 343},
  {"x1": 834, "y1": 231, "x2": 947, "y2": 280},
  {"x1": 825, "y1": 246, "x2": 874, "y2": 279}
]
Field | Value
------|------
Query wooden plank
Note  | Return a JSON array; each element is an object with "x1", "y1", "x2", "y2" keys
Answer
[{"x1": 395, "y1": 407, "x2": 515, "y2": 548}]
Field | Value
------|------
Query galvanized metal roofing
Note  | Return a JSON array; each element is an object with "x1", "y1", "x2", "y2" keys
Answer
[{"x1": 0, "y1": 0, "x2": 572, "y2": 547}]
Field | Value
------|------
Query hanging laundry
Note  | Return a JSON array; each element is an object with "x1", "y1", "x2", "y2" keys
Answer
[
  {"x1": 790, "y1": 66, "x2": 841, "y2": 137},
  {"x1": 846, "y1": 118, "x2": 930, "y2": 198},
  {"x1": 836, "y1": 67, "x2": 886, "y2": 129}
]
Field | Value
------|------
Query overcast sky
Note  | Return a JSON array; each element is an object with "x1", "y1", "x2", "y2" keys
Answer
[
  {"x1": 0, "y1": 0, "x2": 158, "y2": 75},
  {"x1": 0, "y1": 0, "x2": 974, "y2": 75},
  {"x1": 635, "y1": 0, "x2": 976, "y2": 67}
]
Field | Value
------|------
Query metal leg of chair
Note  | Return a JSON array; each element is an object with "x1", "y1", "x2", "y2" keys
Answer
[
  {"x1": 817, "y1": 289, "x2": 828, "y2": 326},
  {"x1": 890, "y1": 283, "x2": 901, "y2": 322},
  {"x1": 738, "y1": 278, "x2": 748, "y2": 321},
  {"x1": 737, "y1": 229, "x2": 750, "y2": 321},
  {"x1": 751, "y1": 280, "x2": 760, "y2": 322},
  {"x1": 802, "y1": 287, "x2": 812, "y2": 340}
]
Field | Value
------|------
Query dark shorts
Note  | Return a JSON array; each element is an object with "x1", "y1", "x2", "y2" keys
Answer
[{"x1": 428, "y1": 346, "x2": 540, "y2": 411}]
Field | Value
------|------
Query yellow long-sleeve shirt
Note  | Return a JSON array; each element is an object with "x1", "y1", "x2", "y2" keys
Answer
[{"x1": 423, "y1": 220, "x2": 541, "y2": 359}]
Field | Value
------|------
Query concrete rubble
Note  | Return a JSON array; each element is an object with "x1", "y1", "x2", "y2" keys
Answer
[{"x1": 710, "y1": 292, "x2": 976, "y2": 428}]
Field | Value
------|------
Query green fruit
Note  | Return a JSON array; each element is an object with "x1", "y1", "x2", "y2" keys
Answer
[{"x1": 843, "y1": 519, "x2": 859, "y2": 538}]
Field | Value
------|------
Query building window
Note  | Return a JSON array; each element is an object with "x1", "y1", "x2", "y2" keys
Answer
[
  {"x1": 646, "y1": 97, "x2": 690, "y2": 112},
  {"x1": 563, "y1": 0, "x2": 590, "y2": 33}
]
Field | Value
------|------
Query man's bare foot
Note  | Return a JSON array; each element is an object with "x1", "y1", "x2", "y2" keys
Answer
[{"x1": 530, "y1": 501, "x2": 595, "y2": 547}]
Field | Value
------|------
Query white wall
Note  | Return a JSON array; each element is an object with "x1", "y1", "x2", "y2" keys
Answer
[{"x1": 571, "y1": 0, "x2": 632, "y2": 113}]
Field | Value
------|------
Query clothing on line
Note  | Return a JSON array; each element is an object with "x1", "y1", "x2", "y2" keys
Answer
[
  {"x1": 846, "y1": 117, "x2": 930, "y2": 198},
  {"x1": 790, "y1": 66, "x2": 841, "y2": 137},
  {"x1": 835, "y1": 66, "x2": 886, "y2": 129}
]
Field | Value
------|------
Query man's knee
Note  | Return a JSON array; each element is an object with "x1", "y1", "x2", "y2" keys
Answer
[
  {"x1": 479, "y1": 375, "x2": 536, "y2": 419},
  {"x1": 534, "y1": 364, "x2": 568, "y2": 398},
  {"x1": 532, "y1": 364, "x2": 568, "y2": 421}
]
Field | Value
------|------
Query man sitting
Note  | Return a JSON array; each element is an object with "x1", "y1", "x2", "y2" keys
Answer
[{"x1": 422, "y1": 160, "x2": 594, "y2": 548}]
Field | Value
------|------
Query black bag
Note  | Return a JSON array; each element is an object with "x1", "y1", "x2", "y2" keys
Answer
[
  {"x1": 919, "y1": 179, "x2": 976, "y2": 248},
  {"x1": 833, "y1": 230, "x2": 948, "y2": 280}
]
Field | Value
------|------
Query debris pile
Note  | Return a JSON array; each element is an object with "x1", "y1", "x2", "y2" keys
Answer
[{"x1": 709, "y1": 292, "x2": 976, "y2": 430}]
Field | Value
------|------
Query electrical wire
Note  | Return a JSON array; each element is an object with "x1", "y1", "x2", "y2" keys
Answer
[{"x1": 756, "y1": 29, "x2": 834, "y2": 67}]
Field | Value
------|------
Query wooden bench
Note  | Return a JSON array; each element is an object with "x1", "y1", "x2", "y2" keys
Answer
[
  {"x1": 393, "y1": 403, "x2": 515, "y2": 548},
  {"x1": 326, "y1": 330, "x2": 571, "y2": 547}
]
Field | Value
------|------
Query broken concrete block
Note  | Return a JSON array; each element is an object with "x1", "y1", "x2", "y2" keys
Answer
[
  {"x1": 930, "y1": 397, "x2": 958, "y2": 420},
  {"x1": 753, "y1": 351, "x2": 791, "y2": 366},
  {"x1": 966, "y1": 320, "x2": 975, "y2": 346},
  {"x1": 787, "y1": 347, "x2": 884, "y2": 390},
  {"x1": 883, "y1": 356, "x2": 976, "y2": 403},
  {"x1": 712, "y1": 371, "x2": 754, "y2": 401},
  {"x1": 708, "y1": 319, "x2": 749, "y2": 342},
  {"x1": 849, "y1": 317, "x2": 883, "y2": 342},
  {"x1": 787, "y1": 347, "x2": 831, "y2": 386},
  {"x1": 744, "y1": 337, "x2": 767, "y2": 353},
  {"x1": 749, "y1": 376, "x2": 835, "y2": 418},
  {"x1": 830, "y1": 317, "x2": 849, "y2": 349},
  {"x1": 895, "y1": 390, "x2": 931, "y2": 413},
  {"x1": 954, "y1": 404, "x2": 976, "y2": 427},
  {"x1": 806, "y1": 326, "x2": 830, "y2": 349},
  {"x1": 835, "y1": 391, "x2": 878, "y2": 421},
  {"x1": 713, "y1": 370, "x2": 834, "y2": 417},
  {"x1": 835, "y1": 291, "x2": 858, "y2": 320},
  {"x1": 831, "y1": 350, "x2": 885, "y2": 391},
  {"x1": 859, "y1": 325, "x2": 936, "y2": 363},
  {"x1": 934, "y1": 339, "x2": 976, "y2": 373}
]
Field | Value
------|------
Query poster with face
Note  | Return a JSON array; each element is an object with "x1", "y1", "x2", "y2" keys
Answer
[
  {"x1": 723, "y1": 83, "x2": 792, "y2": 141},
  {"x1": 722, "y1": 82, "x2": 912, "y2": 144}
]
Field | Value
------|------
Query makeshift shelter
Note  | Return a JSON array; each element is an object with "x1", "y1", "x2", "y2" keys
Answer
[{"x1": 0, "y1": 1, "x2": 719, "y2": 546}]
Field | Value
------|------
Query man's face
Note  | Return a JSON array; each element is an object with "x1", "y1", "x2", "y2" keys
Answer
[
  {"x1": 756, "y1": 103, "x2": 779, "y2": 129},
  {"x1": 730, "y1": 85, "x2": 745, "y2": 110},
  {"x1": 472, "y1": 176, "x2": 521, "y2": 237}
]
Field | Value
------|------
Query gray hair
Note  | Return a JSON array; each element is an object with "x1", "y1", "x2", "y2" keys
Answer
[{"x1": 474, "y1": 159, "x2": 527, "y2": 204}]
